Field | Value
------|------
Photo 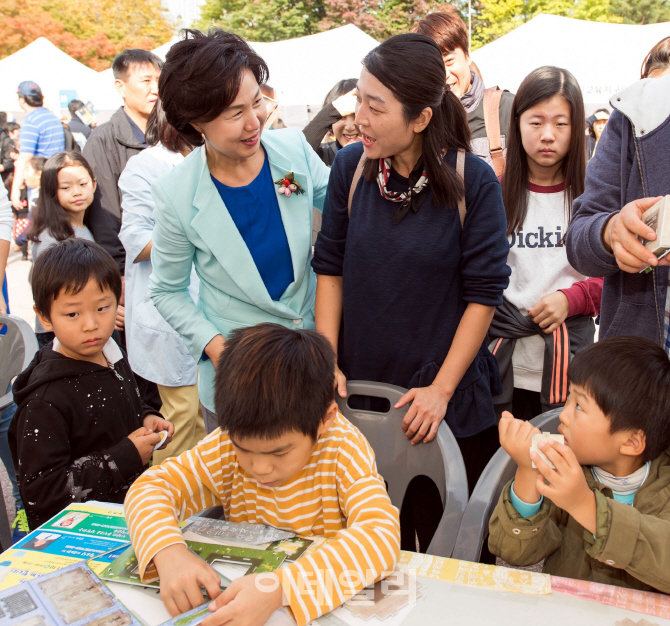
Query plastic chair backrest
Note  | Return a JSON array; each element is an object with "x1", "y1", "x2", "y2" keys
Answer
[
  {"x1": 451, "y1": 407, "x2": 563, "y2": 563},
  {"x1": 337, "y1": 381, "x2": 469, "y2": 557},
  {"x1": 0, "y1": 314, "x2": 39, "y2": 410}
]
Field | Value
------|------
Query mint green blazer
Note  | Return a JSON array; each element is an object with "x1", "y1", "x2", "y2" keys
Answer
[{"x1": 149, "y1": 128, "x2": 331, "y2": 411}]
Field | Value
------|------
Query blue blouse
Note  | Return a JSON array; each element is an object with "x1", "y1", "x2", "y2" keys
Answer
[{"x1": 211, "y1": 153, "x2": 294, "y2": 301}]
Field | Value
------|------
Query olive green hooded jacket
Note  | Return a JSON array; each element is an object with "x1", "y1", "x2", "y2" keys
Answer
[{"x1": 489, "y1": 449, "x2": 670, "y2": 594}]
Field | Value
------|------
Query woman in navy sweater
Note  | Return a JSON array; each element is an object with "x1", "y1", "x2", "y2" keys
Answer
[{"x1": 312, "y1": 34, "x2": 510, "y2": 551}]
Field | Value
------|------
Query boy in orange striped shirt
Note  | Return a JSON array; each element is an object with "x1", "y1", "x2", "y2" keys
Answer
[{"x1": 124, "y1": 323, "x2": 400, "y2": 626}]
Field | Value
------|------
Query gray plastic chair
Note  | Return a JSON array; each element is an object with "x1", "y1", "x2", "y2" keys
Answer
[
  {"x1": 451, "y1": 407, "x2": 563, "y2": 563},
  {"x1": 0, "y1": 314, "x2": 38, "y2": 410},
  {"x1": 337, "y1": 381, "x2": 469, "y2": 558},
  {"x1": 0, "y1": 314, "x2": 38, "y2": 550}
]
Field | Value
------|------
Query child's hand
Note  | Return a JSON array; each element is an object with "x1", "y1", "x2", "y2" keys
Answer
[
  {"x1": 128, "y1": 427, "x2": 161, "y2": 464},
  {"x1": 532, "y1": 439, "x2": 597, "y2": 534},
  {"x1": 528, "y1": 291, "x2": 569, "y2": 334},
  {"x1": 153, "y1": 544, "x2": 222, "y2": 616},
  {"x1": 143, "y1": 415, "x2": 175, "y2": 449},
  {"x1": 202, "y1": 573, "x2": 283, "y2": 626},
  {"x1": 499, "y1": 412, "x2": 541, "y2": 470}
]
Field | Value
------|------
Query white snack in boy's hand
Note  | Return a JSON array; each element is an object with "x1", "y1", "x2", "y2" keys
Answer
[
  {"x1": 531, "y1": 433, "x2": 565, "y2": 469},
  {"x1": 154, "y1": 430, "x2": 169, "y2": 451}
]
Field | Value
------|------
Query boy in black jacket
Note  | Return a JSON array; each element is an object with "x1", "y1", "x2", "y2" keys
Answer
[{"x1": 9, "y1": 239, "x2": 174, "y2": 530}]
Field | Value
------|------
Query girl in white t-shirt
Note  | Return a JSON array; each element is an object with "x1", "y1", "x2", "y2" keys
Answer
[{"x1": 492, "y1": 66, "x2": 603, "y2": 420}]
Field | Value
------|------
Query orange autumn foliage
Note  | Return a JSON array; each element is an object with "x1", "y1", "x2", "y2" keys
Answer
[{"x1": 0, "y1": 0, "x2": 175, "y2": 69}]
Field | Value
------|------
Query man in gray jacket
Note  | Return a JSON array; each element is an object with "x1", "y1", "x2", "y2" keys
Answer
[
  {"x1": 83, "y1": 49, "x2": 162, "y2": 277},
  {"x1": 566, "y1": 74, "x2": 670, "y2": 348}
]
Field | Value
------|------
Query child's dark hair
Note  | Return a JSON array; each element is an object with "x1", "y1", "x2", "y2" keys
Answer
[
  {"x1": 502, "y1": 66, "x2": 585, "y2": 237},
  {"x1": 32, "y1": 239, "x2": 122, "y2": 321},
  {"x1": 29, "y1": 156, "x2": 47, "y2": 174},
  {"x1": 568, "y1": 336, "x2": 670, "y2": 462},
  {"x1": 214, "y1": 323, "x2": 336, "y2": 441},
  {"x1": 26, "y1": 152, "x2": 96, "y2": 243}
]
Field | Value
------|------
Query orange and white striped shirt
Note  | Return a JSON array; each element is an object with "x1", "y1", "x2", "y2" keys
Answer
[{"x1": 124, "y1": 413, "x2": 400, "y2": 626}]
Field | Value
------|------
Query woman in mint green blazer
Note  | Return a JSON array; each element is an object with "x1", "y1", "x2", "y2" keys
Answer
[{"x1": 148, "y1": 30, "x2": 330, "y2": 428}]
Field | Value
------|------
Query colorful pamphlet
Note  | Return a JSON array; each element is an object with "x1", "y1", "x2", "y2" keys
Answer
[{"x1": 0, "y1": 562, "x2": 140, "y2": 626}]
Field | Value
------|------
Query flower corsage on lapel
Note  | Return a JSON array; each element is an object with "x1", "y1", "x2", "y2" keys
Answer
[{"x1": 275, "y1": 173, "x2": 304, "y2": 197}]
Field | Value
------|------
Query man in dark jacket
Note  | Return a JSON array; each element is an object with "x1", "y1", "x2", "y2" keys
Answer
[
  {"x1": 83, "y1": 49, "x2": 162, "y2": 275},
  {"x1": 566, "y1": 74, "x2": 670, "y2": 348}
]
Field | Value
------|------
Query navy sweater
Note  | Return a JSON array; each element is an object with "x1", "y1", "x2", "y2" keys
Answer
[{"x1": 312, "y1": 143, "x2": 510, "y2": 438}]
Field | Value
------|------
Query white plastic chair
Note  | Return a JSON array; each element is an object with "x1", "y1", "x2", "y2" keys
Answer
[
  {"x1": 0, "y1": 314, "x2": 38, "y2": 410},
  {"x1": 0, "y1": 314, "x2": 38, "y2": 549},
  {"x1": 451, "y1": 407, "x2": 563, "y2": 563},
  {"x1": 337, "y1": 381, "x2": 469, "y2": 557}
]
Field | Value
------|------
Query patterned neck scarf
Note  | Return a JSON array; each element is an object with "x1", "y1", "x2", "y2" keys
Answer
[{"x1": 377, "y1": 157, "x2": 429, "y2": 225}]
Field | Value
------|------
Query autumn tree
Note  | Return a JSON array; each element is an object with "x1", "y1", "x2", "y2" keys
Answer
[
  {"x1": 610, "y1": 0, "x2": 670, "y2": 23},
  {"x1": 471, "y1": 0, "x2": 623, "y2": 48},
  {"x1": 0, "y1": 0, "x2": 175, "y2": 69},
  {"x1": 196, "y1": 0, "x2": 327, "y2": 41}
]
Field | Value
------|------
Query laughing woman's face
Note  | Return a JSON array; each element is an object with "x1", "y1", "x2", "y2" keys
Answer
[{"x1": 332, "y1": 114, "x2": 361, "y2": 147}]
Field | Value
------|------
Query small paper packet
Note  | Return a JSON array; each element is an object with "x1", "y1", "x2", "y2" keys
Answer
[{"x1": 531, "y1": 433, "x2": 564, "y2": 469}]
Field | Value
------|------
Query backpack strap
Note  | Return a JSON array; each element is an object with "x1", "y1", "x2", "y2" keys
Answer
[
  {"x1": 483, "y1": 87, "x2": 505, "y2": 178},
  {"x1": 456, "y1": 148, "x2": 466, "y2": 228},
  {"x1": 348, "y1": 153, "x2": 367, "y2": 217}
]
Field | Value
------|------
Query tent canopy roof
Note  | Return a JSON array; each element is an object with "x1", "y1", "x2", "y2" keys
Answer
[
  {"x1": 471, "y1": 14, "x2": 670, "y2": 105},
  {"x1": 0, "y1": 37, "x2": 121, "y2": 112}
]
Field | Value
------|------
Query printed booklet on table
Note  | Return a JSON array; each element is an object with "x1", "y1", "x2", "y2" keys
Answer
[{"x1": 0, "y1": 562, "x2": 140, "y2": 626}]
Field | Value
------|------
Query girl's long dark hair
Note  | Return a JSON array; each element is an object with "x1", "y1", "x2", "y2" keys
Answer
[
  {"x1": 361, "y1": 33, "x2": 471, "y2": 209},
  {"x1": 502, "y1": 66, "x2": 585, "y2": 237},
  {"x1": 26, "y1": 151, "x2": 96, "y2": 243}
]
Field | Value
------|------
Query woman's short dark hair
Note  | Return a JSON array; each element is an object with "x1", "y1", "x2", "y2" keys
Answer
[
  {"x1": 159, "y1": 29, "x2": 269, "y2": 147},
  {"x1": 502, "y1": 66, "x2": 585, "y2": 237},
  {"x1": 32, "y1": 238, "x2": 122, "y2": 321},
  {"x1": 361, "y1": 33, "x2": 471, "y2": 209},
  {"x1": 641, "y1": 36, "x2": 670, "y2": 78},
  {"x1": 214, "y1": 323, "x2": 336, "y2": 441},
  {"x1": 411, "y1": 12, "x2": 469, "y2": 57},
  {"x1": 145, "y1": 99, "x2": 197, "y2": 154},
  {"x1": 26, "y1": 152, "x2": 96, "y2": 243},
  {"x1": 568, "y1": 336, "x2": 670, "y2": 462},
  {"x1": 112, "y1": 49, "x2": 163, "y2": 81},
  {"x1": 323, "y1": 79, "x2": 358, "y2": 107}
]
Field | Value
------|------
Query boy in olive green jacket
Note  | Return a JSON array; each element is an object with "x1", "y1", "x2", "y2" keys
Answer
[{"x1": 489, "y1": 337, "x2": 670, "y2": 594}]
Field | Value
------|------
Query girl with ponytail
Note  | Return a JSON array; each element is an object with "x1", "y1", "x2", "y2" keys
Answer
[{"x1": 311, "y1": 33, "x2": 510, "y2": 552}]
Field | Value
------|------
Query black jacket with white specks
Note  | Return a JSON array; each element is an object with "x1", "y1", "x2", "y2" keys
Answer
[{"x1": 9, "y1": 343, "x2": 157, "y2": 530}]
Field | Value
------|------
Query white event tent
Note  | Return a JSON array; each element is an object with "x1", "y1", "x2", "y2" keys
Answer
[
  {"x1": 471, "y1": 14, "x2": 670, "y2": 107},
  {"x1": 149, "y1": 25, "x2": 378, "y2": 125},
  {"x1": 0, "y1": 38, "x2": 122, "y2": 114}
]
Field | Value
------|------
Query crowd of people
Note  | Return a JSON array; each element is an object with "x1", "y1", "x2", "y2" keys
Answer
[{"x1": 0, "y1": 12, "x2": 670, "y2": 626}]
